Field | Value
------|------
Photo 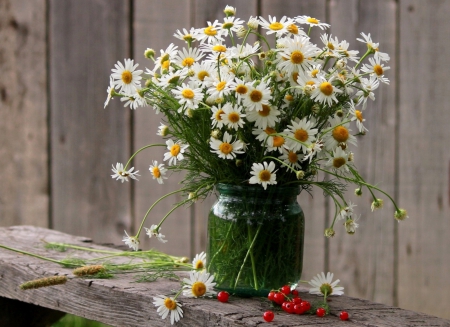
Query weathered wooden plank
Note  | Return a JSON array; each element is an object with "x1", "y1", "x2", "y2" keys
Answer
[
  {"x1": 398, "y1": 0, "x2": 450, "y2": 319},
  {"x1": 328, "y1": 0, "x2": 397, "y2": 306},
  {"x1": 50, "y1": 0, "x2": 132, "y2": 243},
  {"x1": 133, "y1": 1, "x2": 193, "y2": 256},
  {"x1": 260, "y1": 0, "x2": 329, "y2": 285},
  {"x1": 0, "y1": 0, "x2": 49, "y2": 227},
  {"x1": 1, "y1": 226, "x2": 449, "y2": 327}
]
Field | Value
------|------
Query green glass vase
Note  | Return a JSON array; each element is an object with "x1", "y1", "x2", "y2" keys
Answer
[{"x1": 207, "y1": 183, "x2": 305, "y2": 297}]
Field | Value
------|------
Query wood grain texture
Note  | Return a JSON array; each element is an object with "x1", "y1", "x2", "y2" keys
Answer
[
  {"x1": 50, "y1": 0, "x2": 132, "y2": 243},
  {"x1": 260, "y1": 0, "x2": 329, "y2": 283},
  {"x1": 398, "y1": 0, "x2": 450, "y2": 319},
  {"x1": 0, "y1": 0, "x2": 49, "y2": 227},
  {"x1": 328, "y1": 0, "x2": 397, "y2": 306},
  {"x1": 0, "y1": 226, "x2": 449, "y2": 327}
]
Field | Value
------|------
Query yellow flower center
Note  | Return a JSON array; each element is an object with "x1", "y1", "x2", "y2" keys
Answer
[
  {"x1": 204, "y1": 26, "x2": 217, "y2": 36},
  {"x1": 306, "y1": 80, "x2": 315, "y2": 86},
  {"x1": 182, "y1": 89, "x2": 195, "y2": 99},
  {"x1": 287, "y1": 24, "x2": 299, "y2": 34},
  {"x1": 327, "y1": 42, "x2": 335, "y2": 50},
  {"x1": 258, "y1": 105, "x2": 271, "y2": 117},
  {"x1": 259, "y1": 170, "x2": 272, "y2": 182},
  {"x1": 228, "y1": 112, "x2": 240, "y2": 123},
  {"x1": 213, "y1": 45, "x2": 227, "y2": 52},
  {"x1": 170, "y1": 144, "x2": 181, "y2": 156},
  {"x1": 191, "y1": 281, "x2": 207, "y2": 297},
  {"x1": 249, "y1": 90, "x2": 263, "y2": 103},
  {"x1": 333, "y1": 157, "x2": 346, "y2": 168},
  {"x1": 288, "y1": 151, "x2": 298, "y2": 163},
  {"x1": 307, "y1": 17, "x2": 319, "y2": 24},
  {"x1": 332, "y1": 126, "x2": 349, "y2": 143},
  {"x1": 294, "y1": 129, "x2": 308, "y2": 142},
  {"x1": 269, "y1": 22, "x2": 284, "y2": 30},
  {"x1": 162, "y1": 60, "x2": 170, "y2": 70},
  {"x1": 311, "y1": 69, "x2": 319, "y2": 77},
  {"x1": 290, "y1": 50, "x2": 304, "y2": 64},
  {"x1": 194, "y1": 261, "x2": 204, "y2": 269},
  {"x1": 219, "y1": 142, "x2": 233, "y2": 154},
  {"x1": 264, "y1": 127, "x2": 276, "y2": 135},
  {"x1": 235, "y1": 84, "x2": 248, "y2": 95},
  {"x1": 320, "y1": 82, "x2": 333, "y2": 96},
  {"x1": 216, "y1": 81, "x2": 227, "y2": 91},
  {"x1": 164, "y1": 298, "x2": 177, "y2": 310},
  {"x1": 215, "y1": 109, "x2": 224, "y2": 121},
  {"x1": 273, "y1": 136, "x2": 285, "y2": 147},
  {"x1": 182, "y1": 57, "x2": 195, "y2": 67},
  {"x1": 121, "y1": 70, "x2": 132, "y2": 84},
  {"x1": 373, "y1": 64, "x2": 383, "y2": 76},
  {"x1": 152, "y1": 167, "x2": 161, "y2": 178},
  {"x1": 285, "y1": 94, "x2": 294, "y2": 101},
  {"x1": 355, "y1": 110, "x2": 363, "y2": 122},
  {"x1": 197, "y1": 71, "x2": 209, "y2": 81}
]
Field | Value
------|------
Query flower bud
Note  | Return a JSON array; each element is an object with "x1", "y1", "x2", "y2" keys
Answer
[
  {"x1": 296, "y1": 170, "x2": 305, "y2": 180},
  {"x1": 394, "y1": 209, "x2": 409, "y2": 221},
  {"x1": 324, "y1": 228, "x2": 335, "y2": 238},
  {"x1": 224, "y1": 5, "x2": 236, "y2": 17},
  {"x1": 144, "y1": 48, "x2": 155, "y2": 59}
]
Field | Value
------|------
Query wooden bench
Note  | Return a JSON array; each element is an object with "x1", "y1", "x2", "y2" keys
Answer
[{"x1": 0, "y1": 225, "x2": 449, "y2": 327}]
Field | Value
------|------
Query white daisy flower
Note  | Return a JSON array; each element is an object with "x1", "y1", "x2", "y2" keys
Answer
[
  {"x1": 206, "y1": 73, "x2": 234, "y2": 100},
  {"x1": 247, "y1": 16, "x2": 259, "y2": 30},
  {"x1": 326, "y1": 146, "x2": 350, "y2": 173},
  {"x1": 371, "y1": 198, "x2": 384, "y2": 212},
  {"x1": 154, "y1": 43, "x2": 179, "y2": 72},
  {"x1": 296, "y1": 15, "x2": 330, "y2": 30},
  {"x1": 349, "y1": 105, "x2": 368, "y2": 133},
  {"x1": 249, "y1": 161, "x2": 278, "y2": 190},
  {"x1": 157, "y1": 123, "x2": 169, "y2": 137},
  {"x1": 308, "y1": 272, "x2": 344, "y2": 296},
  {"x1": 345, "y1": 216, "x2": 360, "y2": 235},
  {"x1": 259, "y1": 15, "x2": 295, "y2": 37},
  {"x1": 357, "y1": 32, "x2": 390, "y2": 62},
  {"x1": 210, "y1": 131, "x2": 245, "y2": 159},
  {"x1": 110, "y1": 59, "x2": 143, "y2": 95},
  {"x1": 336, "y1": 40, "x2": 360, "y2": 63},
  {"x1": 219, "y1": 16, "x2": 245, "y2": 33},
  {"x1": 174, "y1": 27, "x2": 199, "y2": 44},
  {"x1": 120, "y1": 90, "x2": 147, "y2": 110},
  {"x1": 122, "y1": 231, "x2": 139, "y2": 251},
  {"x1": 361, "y1": 56, "x2": 390, "y2": 84},
  {"x1": 311, "y1": 75, "x2": 343, "y2": 106},
  {"x1": 211, "y1": 105, "x2": 226, "y2": 128},
  {"x1": 145, "y1": 224, "x2": 168, "y2": 243},
  {"x1": 157, "y1": 68, "x2": 189, "y2": 88},
  {"x1": 279, "y1": 150, "x2": 303, "y2": 170},
  {"x1": 230, "y1": 42, "x2": 260, "y2": 60},
  {"x1": 182, "y1": 270, "x2": 217, "y2": 298},
  {"x1": 320, "y1": 34, "x2": 340, "y2": 53},
  {"x1": 246, "y1": 103, "x2": 280, "y2": 129},
  {"x1": 104, "y1": 77, "x2": 115, "y2": 108},
  {"x1": 323, "y1": 116, "x2": 357, "y2": 150},
  {"x1": 172, "y1": 82, "x2": 203, "y2": 111},
  {"x1": 174, "y1": 47, "x2": 204, "y2": 68},
  {"x1": 192, "y1": 251, "x2": 207, "y2": 270},
  {"x1": 149, "y1": 161, "x2": 168, "y2": 184},
  {"x1": 153, "y1": 295, "x2": 183, "y2": 325},
  {"x1": 339, "y1": 201, "x2": 357, "y2": 220},
  {"x1": 265, "y1": 134, "x2": 288, "y2": 153},
  {"x1": 355, "y1": 75, "x2": 379, "y2": 110},
  {"x1": 111, "y1": 163, "x2": 140, "y2": 183},
  {"x1": 253, "y1": 126, "x2": 277, "y2": 147},
  {"x1": 242, "y1": 81, "x2": 271, "y2": 111},
  {"x1": 230, "y1": 77, "x2": 250, "y2": 102},
  {"x1": 190, "y1": 61, "x2": 215, "y2": 87},
  {"x1": 302, "y1": 139, "x2": 324, "y2": 163},
  {"x1": 163, "y1": 139, "x2": 189, "y2": 166},
  {"x1": 196, "y1": 20, "x2": 225, "y2": 44},
  {"x1": 284, "y1": 117, "x2": 318, "y2": 153},
  {"x1": 276, "y1": 36, "x2": 321, "y2": 75},
  {"x1": 295, "y1": 72, "x2": 319, "y2": 96},
  {"x1": 221, "y1": 103, "x2": 246, "y2": 130}
]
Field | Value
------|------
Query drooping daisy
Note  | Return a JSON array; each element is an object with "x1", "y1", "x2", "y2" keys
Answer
[
  {"x1": 284, "y1": 117, "x2": 318, "y2": 153},
  {"x1": 154, "y1": 43, "x2": 179, "y2": 72},
  {"x1": 182, "y1": 270, "x2": 217, "y2": 298},
  {"x1": 163, "y1": 139, "x2": 189, "y2": 166},
  {"x1": 196, "y1": 20, "x2": 225, "y2": 44},
  {"x1": 220, "y1": 103, "x2": 246, "y2": 130},
  {"x1": 153, "y1": 295, "x2": 183, "y2": 325},
  {"x1": 355, "y1": 75, "x2": 380, "y2": 110},
  {"x1": 371, "y1": 198, "x2": 384, "y2": 212},
  {"x1": 279, "y1": 150, "x2": 303, "y2": 170},
  {"x1": 246, "y1": 104, "x2": 280, "y2": 129},
  {"x1": 349, "y1": 105, "x2": 368, "y2": 133},
  {"x1": 296, "y1": 15, "x2": 330, "y2": 30},
  {"x1": 210, "y1": 131, "x2": 245, "y2": 159},
  {"x1": 104, "y1": 77, "x2": 116, "y2": 108},
  {"x1": 356, "y1": 32, "x2": 390, "y2": 62},
  {"x1": 309, "y1": 272, "x2": 344, "y2": 297},
  {"x1": 276, "y1": 36, "x2": 321, "y2": 75},
  {"x1": 149, "y1": 161, "x2": 168, "y2": 184},
  {"x1": 174, "y1": 27, "x2": 199, "y2": 44},
  {"x1": 111, "y1": 163, "x2": 140, "y2": 183},
  {"x1": 249, "y1": 161, "x2": 278, "y2": 190},
  {"x1": 336, "y1": 40, "x2": 360, "y2": 63},
  {"x1": 247, "y1": 16, "x2": 259, "y2": 30},
  {"x1": 394, "y1": 209, "x2": 409, "y2": 221},
  {"x1": 302, "y1": 139, "x2": 324, "y2": 163},
  {"x1": 172, "y1": 82, "x2": 203, "y2": 111},
  {"x1": 192, "y1": 251, "x2": 207, "y2": 270},
  {"x1": 323, "y1": 116, "x2": 357, "y2": 150},
  {"x1": 157, "y1": 68, "x2": 189, "y2": 88},
  {"x1": 326, "y1": 146, "x2": 350, "y2": 173},
  {"x1": 361, "y1": 56, "x2": 390, "y2": 84},
  {"x1": 157, "y1": 123, "x2": 169, "y2": 137},
  {"x1": 145, "y1": 224, "x2": 168, "y2": 243},
  {"x1": 242, "y1": 81, "x2": 272, "y2": 111},
  {"x1": 310, "y1": 75, "x2": 343, "y2": 106},
  {"x1": 344, "y1": 216, "x2": 360, "y2": 235},
  {"x1": 122, "y1": 231, "x2": 139, "y2": 251},
  {"x1": 174, "y1": 47, "x2": 204, "y2": 69},
  {"x1": 339, "y1": 201, "x2": 357, "y2": 220},
  {"x1": 259, "y1": 15, "x2": 295, "y2": 37},
  {"x1": 110, "y1": 59, "x2": 143, "y2": 95}
]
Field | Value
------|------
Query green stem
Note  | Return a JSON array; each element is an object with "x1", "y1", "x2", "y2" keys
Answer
[
  {"x1": 207, "y1": 223, "x2": 233, "y2": 271},
  {"x1": 248, "y1": 225, "x2": 259, "y2": 290},
  {"x1": 123, "y1": 144, "x2": 165, "y2": 171},
  {"x1": 44, "y1": 241, "x2": 121, "y2": 254},
  {"x1": 0, "y1": 244, "x2": 77, "y2": 267}
]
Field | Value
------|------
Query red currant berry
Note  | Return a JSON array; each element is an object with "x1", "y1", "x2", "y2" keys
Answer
[
  {"x1": 267, "y1": 291, "x2": 275, "y2": 302},
  {"x1": 273, "y1": 292, "x2": 285, "y2": 305},
  {"x1": 263, "y1": 310, "x2": 274, "y2": 322},
  {"x1": 281, "y1": 301, "x2": 289, "y2": 312},
  {"x1": 217, "y1": 291, "x2": 229, "y2": 303},
  {"x1": 285, "y1": 302, "x2": 295, "y2": 314},
  {"x1": 340, "y1": 311, "x2": 349, "y2": 320},
  {"x1": 291, "y1": 289, "x2": 299, "y2": 297},
  {"x1": 280, "y1": 285, "x2": 291, "y2": 295},
  {"x1": 292, "y1": 297, "x2": 302, "y2": 305},
  {"x1": 293, "y1": 304, "x2": 304, "y2": 315},
  {"x1": 316, "y1": 307, "x2": 326, "y2": 317},
  {"x1": 300, "y1": 301, "x2": 311, "y2": 312}
]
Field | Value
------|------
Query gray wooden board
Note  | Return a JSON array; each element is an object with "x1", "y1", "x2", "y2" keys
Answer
[
  {"x1": 50, "y1": 0, "x2": 132, "y2": 243},
  {"x1": 0, "y1": 0, "x2": 49, "y2": 227},
  {"x1": 0, "y1": 226, "x2": 449, "y2": 327}
]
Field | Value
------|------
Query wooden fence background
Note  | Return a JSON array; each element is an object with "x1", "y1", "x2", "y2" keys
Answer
[{"x1": 1, "y1": 0, "x2": 449, "y2": 320}]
